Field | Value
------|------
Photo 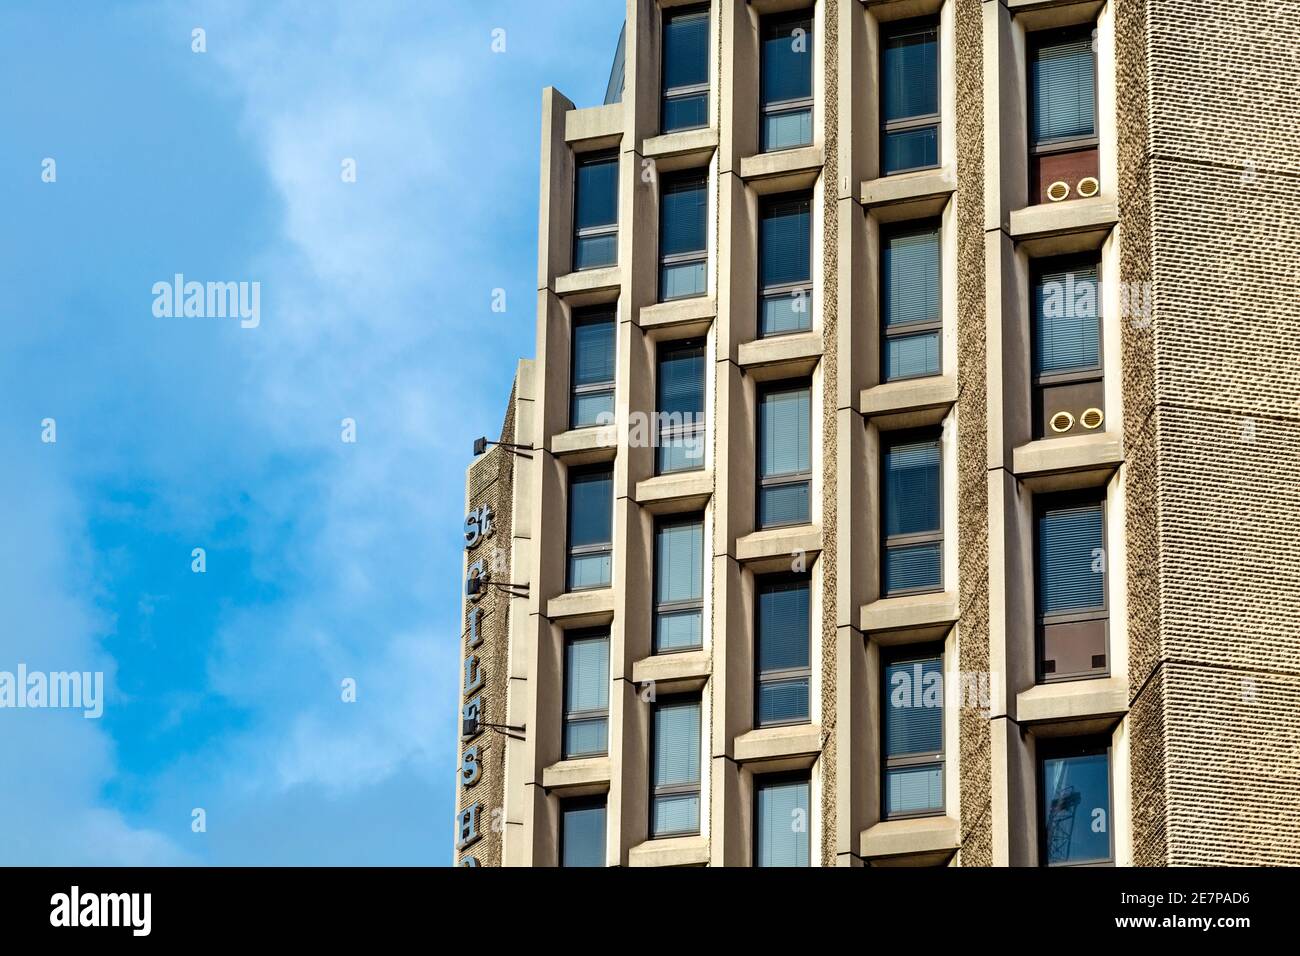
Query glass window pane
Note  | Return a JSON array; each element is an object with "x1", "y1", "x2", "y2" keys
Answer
[
  {"x1": 658, "y1": 342, "x2": 705, "y2": 419},
  {"x1": 572, "y1": 312, "x2": 615, "y2": 388},
  {"x1": 757, "y1": 678, "x2": 810, "y2": 725},
  {"x1": 656, "y1": 518, "x2": 704, "y2": 605},
  {"x1": 564, "y1": 717, "x2": 608, "y2": 757},
  {"x1": 653, "y1": 699, "x2": 701, "y2": 787},
  {"x1": 884, "y1": 542, "x2": 942, "y2": 594},
  {"x1": 652, "y1": 793, "x2": 700, "y2": 836},
  {"x1": 571, "y1": 389, "x2": 614, "y2": 429},
  {"x1": 1042, "y1": 749, "x2": 1111, "y2": 865},
  {"x1": 1037, "y1": 501, "x2": 1104, "y2": 614},
  {"x1": 662, "y1": 92, "x2": 708, "y2": 133},
  {"x1": 883, "y1": 227, "x2": 940, "y2": 329},
  {"x1": 882, "y1": 27, "x2": 938, "y2": 122},
  {"x1": 755, "y1": 777, "x2": 810, "y2": 867},
  {"x1": 883, "y1": 126, "x2": 939, "y2": 174},
  {"x1": 562, "y1": 802, "x2": 606, "y2": 867},
  {"x1": 759, "y1": 482, "x2": 810, "y2": 527},
  {"x1": 566, "y1": 634, "x2": 609, "y2": 714},
  {"x1": 885, "y1": 331, "x2": 940, "y2": 380},
  {"x1": 761, "y1": 17, "x2": 813, "y2": 106},
  {"x1": 886, "y1": 764, "x2": 944, "y2": 816},
  {"x1": 658, "y1": 436, "x2": 706, "y2": 474},
  {"x1": 760, "y1": 290, "x2": 812, "y2": 336},
  {"x1": 884, "y1": 438, "x2": 941, "y2": 537},
  {"x1": 663, "y1": 10, "x2": 709, "y2": 91},
  {"x1": 762, "y1": 108, "x2": 813, "y2": 152},
  {"x1": 660, "y1": 174, "x2": 707, "y2": 258},
  {"x1": 661, "y1": 260, "x2": 707, "y2": 300},
  {"x1": 759, "y1": 386, "x2": 811, "y2": 478},
  {"x1": 1035, "y1": 264, "x2": 1100, "y2": 374},
  {"x1": 567, "y1": 551, "x2": 612, "y2": 590},
  {"x1": 575, "y1": 157, "x2": 618, "y2": 231},
  {"x1": 884, "y1": 657, "x2": 943, "y2": 757},
  {"x1": 575, "y1": 233, "x2": 617, "y2": 271},
  {"x1": 568, "y1": 468, "x2": 613, "y2": 549},
  {"x1": 1031, "y1": 36, "x2": 1096, "y2": 144},
  {"x1": 760, "y1": 196, "x2": 811, "y2": 288},
  {"x1": 758, "y1": 579, "x2": 810, "y2": 672},
  {"x1": 655, "y1": 608, "x2": 703, "y2": 653}
]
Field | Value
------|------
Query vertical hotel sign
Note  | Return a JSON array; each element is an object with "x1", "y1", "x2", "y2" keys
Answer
[{"x1": 455, "y1": 502, "x2": 492, "y2": 866}]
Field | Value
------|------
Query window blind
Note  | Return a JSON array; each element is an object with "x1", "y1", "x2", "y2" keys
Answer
[
  {"x1": 1034, "y1": 264, "x2": 1100, "y2": 374},
  {"x1": 884, "y1": 657, "x2": 943, "y2": 757},
  {"x1": 1037, "y1": 501, "x2": 1104, "y2": 614},
  {"x1": 760, "y1": 196, "x2": 811, "y2": 288},
  {"x1": 654, "y1": 700, "x2": 701, "y2": 787},
  {"x1": 572, "y1": 311, "x2": 615, "y2": 388},
  {"x1": 883, "y1": 227, "x2": 940, "y2": 329},
  {"x1": 884, "y1": 439, "x2": 941, "y2": 536},
  {"x1": 759, "y1": 386, "x2": 811, "y2": 478},
  {"x1": 758, "y1": 579, "x2": 809, "y2": 673},
  {"x1": 761, "y1": 16, "x2": 813, "y2": 106},
  {"x1": 561, "y1": 802, "x2": 606, "y2": 868},
  {"x1": 568, "y1": 468, "x2": 612, "y2": 549},
  {"x1": 658, "y1": 342, "x2": 704, "y2": 419},
  {"x1": 1031, "y1": 36, "x2": 1096, "y2": 144},
  {"x1": 660, "y1": 174, "x2": 707, "y2": 259},
  {"x1": 755, "y1": 778, "x2": 811, "y2": 867},
  {"x1": 575, "y1": 157, "x2": 618, "y2": 231},
  {"x1": 565, "y1": 634, "x2": 609, "y2": 715},
  {"x1": 656, "y1": 519, "x2": 703, "y2": 605},
  {"x1": 882, "y1": 26, "x2": 938, "y2": 122},
  {"x1": 663, "y1": 10, "x2": 708, "y2": 91}
]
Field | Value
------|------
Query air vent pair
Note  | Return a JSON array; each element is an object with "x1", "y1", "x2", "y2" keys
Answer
[
  {"x1": 1049, "y1": 407, "x2": 1105, "y2": 434},
  {"x1": 1046, "y1": 176, "x2": 1100, "y2": 202}
]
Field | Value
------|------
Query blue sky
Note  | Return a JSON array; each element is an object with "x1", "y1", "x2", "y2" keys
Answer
[{"x1": 0, "y1": 0, "x2": 623, "y2": 865}]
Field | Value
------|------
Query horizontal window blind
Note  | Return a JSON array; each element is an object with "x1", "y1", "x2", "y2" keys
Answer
[
  {"x1": 572, "y1": 311, "x2": 615, "y2": 388},
  {"x1": 760, "y1": 196, "x2": 811, "y2": 288},
  {"x1": 655, "y1": 609, "x2": 702, "y2": 653},
  {"x1": 561, "y1": 802, "x2": 606, "y2": 868},
  {"x1": 1031, "y1": 36, "x2": 1096, "y2": 144},
  {"x1": 759, "y1": 482, "x2": 810, "y2": 528},
  {"x1": 758, "y1": 579, "x2": 810, "y2": 673},
  {"x1": 884, "y1": 439, "x2": 941, "y2": 536},
  {"x1": 755, "y1": 777, "x2": 811, "y2": 867},
  {"x1": 658, "y1": 342, "x2": 704, "y2": 418},
  {"x1": 884, "y1": 542, "x2": 942, "y2": 594},
  {"x1": 761, "y1": 16, "x2": 813, "y2": 106},
  {"x1": 663, "y1": 9, "x2": 708, "y2": 91},
  {"x1": 760, "y1": 386, "x2": 811, "y2": 477},
  {"x1": 1037, "y1": 501, "x2": 1105, "y2": 614},
  {"x1": 882, "y1": 26, "x2": 938, "y2": 122},
  {"x1": 886, "y1": 764, "x2": 943, "y2": 816},
  {"x1": 660, "y1": 174, "x2": 707, "y2": 259},
  {"x1": 654, "y1": 700, "x2": 701, "y2": 787},
  {"x1": 1035, "y1": 264, "x2": 1100, "y2": 374},
  {"x1": 568, "y1": 468, "x2": 613, "y2": 549},
  {"x1": 883, "y1": 126, "x2": 938, "y2": 174},
  {"x1": 757, "y1": 679, "x2": 810, "y2": 725},
  {"x1": 883, "y1": 227, "x2": 940, "y2": 329},
  {"x1": 575, "y1": 156, "x2": 618, "y2": 230},
  {"x1": 565, "y1": 634, "x2": 609, "y2": 715},
  {"x1": 656, "y1": 518, "x2": 703, "y2": 605},
  {"x1": 884, "y1": 657, "x2": 943, "y2": 757},
  {"x1": 885, "y1": 331, "x2": 940, "y2": 380}
]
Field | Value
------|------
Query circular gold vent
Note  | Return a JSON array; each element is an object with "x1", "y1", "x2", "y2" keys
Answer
[
  {"x1": 1077, "y1": 176, "x2": 1100, "y2": 198},
  {"x1": 1047, "y1": 181, "x2": 1071, "y2": 202},
  {"x1": 1050, "y1": 411, "x2": 1075, "y2": 434},
  {"x1": 1080, "y1": 407, "x2": 1105, "y2": 430}
]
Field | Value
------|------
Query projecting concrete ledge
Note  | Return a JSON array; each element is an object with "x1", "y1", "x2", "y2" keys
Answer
[
  {"x1": 1016, "y1": 677, "x2": 1128, "y2": 737},
  {"x1": 860, "y1": 815, "x2": 960, "y2": 864},
  {"x1": 546, "y1": 588, "x2": 615, "y2": 628},
  {"x1": 1013, "y1": 432, "x2": 1123, "y2": 493},
  {"x1": 643, "y1": 127, "x2": 718, "y2": 172},
  {"x1": 739, "y1": 145, "x2": 824, "y2": 194},
  {"x1": 860, "y1": 166, "x2": 955, "y2": 222},
  {"x1": 564, "y1": 103, "x2": 624, "y2": 149},
  {"x1": 737, "y1": 330, "x2": 823, "y2": 381},
  {"x1": 733, "y1": 724, "x2": 822, "y2": 770},
  {"x1": 859, "y1": 375, "x2": 958, "y2": 429},
  {"x1": 638, "y1": 295, "x2": 716, "y2": 334},
  {"x1": 554, "y1": 265, "x2": 622, "y2": 300},
  {"x1": 735, "y1": 525, "x2": 823, "y2": 573},
  {"x1": 859, "y1": 591, "x2": 959, "y2": 643},
  {"x1": 632, "y1": 650, "x2": 711, "y2": 694},
  {"x1": 550, "y1": 424, "x2": 617, "y2": 464},
  {"x1": 541, "y1": 757, "x2": 611, "y2": 796},
  {"x1": 1007, "y1": 196, "x2": 1118, "y2": 257},
  {"x1": 629, "y1": 835, "x2": 710, "y2": 868},
  {"x1": 635, "y1": 470, "x2": 713, "y2": 514}
]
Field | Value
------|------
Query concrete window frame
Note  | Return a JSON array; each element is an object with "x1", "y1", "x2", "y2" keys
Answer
[
  {"x1": 758, "y1": 8, "x2": 817, "y2": 153},
  {"x1": 878, "y1": 14, "x2": 942, "y2": 175},
  {"x1": 879, "y1": 641, "x2": 946, "y2": 821}
]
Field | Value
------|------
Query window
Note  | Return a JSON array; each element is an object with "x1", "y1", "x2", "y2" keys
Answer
[
  {"x1": 881, "y1": 222, "x2": 941, "y2": 381},
  {"x1": 757, "y1": 382, "x2": 811, "y2": 528},
  {"x1": 760, "y1": 12, "x2": 814, "y2": 152},
  {"x1": 1032, "y1": 256, "x2": 1103, "y2": 439},
  {"x1": 882, "y1": 433, "x2": 942, "y2": 595},
  {"x1": 755, "y1": 774, "x2": 811, "y2": 866},
  {"x1": 1028, "y1": 26, "x2": 1099, "y2": 204},
  {"x1": 570, "y1": 307, "x2": 616, "y2": 429},
  {"x1": 563, "y1": 630, "x2": 609, "y2": 758},
  {"x1": 567, "y1": 465, "x2": 613, "y2": 590},
  {"x1": 1039, "y1": 738, "x2": 1113, "y2": 866},
  {"x1": 655, "y1": 515, "x2": 705, "y2": 653},
  {"x1": 561, "y1": 798, "x2": 607, "y2": 867},
  {"x1": 659, "y1": 170, "x2": 708, "y2": 300},
  {"x1": 651, "y1": 696, "x2": 702, "y2": 837},
  {"x1": 759, "y1": 193, "x2": 812, "y2": 336},
  {"x1": 573, "y1": 152, "x2": 618, "y2": 270},
  {"x1": 882, "y1": 647, "x2": 944, "y2": 818},
  {"x1": 656, "y1": 339, "x2": 706, "y2": 474},
  {"x1": 1036, "y1": 492, "x2": 1107, "y2": 681},
  {"x1": 881, "y1": 20, "x2": 939, "y2": 175},
  {"x1": 662, "y1": 6, "x2": 710, "y2": 133},
  {"x1": 756, "y1": 575, "x2": 811, "y2": 727}
]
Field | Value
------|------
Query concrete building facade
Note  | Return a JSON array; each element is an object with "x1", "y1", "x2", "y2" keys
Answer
[{"x1": 454, "y1": 0, "x2": 1300, "y2": 867}]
